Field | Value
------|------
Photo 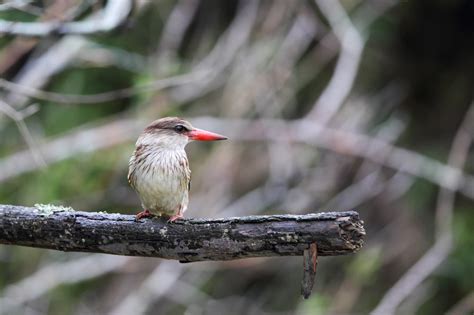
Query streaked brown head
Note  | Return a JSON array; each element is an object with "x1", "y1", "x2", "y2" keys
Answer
[{"x1": 138, "y1": 117, "x2": 227, "y2": 149}]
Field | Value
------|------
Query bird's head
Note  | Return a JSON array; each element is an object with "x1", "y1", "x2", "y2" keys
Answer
[{"x1": 138, "y1": 117, "x2": 228, "y2": 150}]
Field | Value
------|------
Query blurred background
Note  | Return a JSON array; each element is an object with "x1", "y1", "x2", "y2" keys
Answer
[{"x1": 0, "y1": 0, "x2": 473, "y2": 314}]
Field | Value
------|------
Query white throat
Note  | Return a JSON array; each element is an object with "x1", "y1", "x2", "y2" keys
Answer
[{"x1": 137, "y1": 132, "x2": 189, "y2": 151}]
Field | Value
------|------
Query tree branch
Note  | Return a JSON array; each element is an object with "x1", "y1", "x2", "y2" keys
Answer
[
  {"x1": 0, "y1": 204, "x2": 364, "y2": 262},
  {"x1": 0, "y1": 0, "x2": 132, "y2": 36}
]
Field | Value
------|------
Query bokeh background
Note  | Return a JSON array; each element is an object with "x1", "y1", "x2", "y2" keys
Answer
[{"x1": 1, "y1": 0, "x2": 474, "y2": 314}]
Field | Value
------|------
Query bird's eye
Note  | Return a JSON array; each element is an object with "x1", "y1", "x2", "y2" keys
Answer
[{"x1": 174, "y1": 125, "x2": 187, "y2": 133}]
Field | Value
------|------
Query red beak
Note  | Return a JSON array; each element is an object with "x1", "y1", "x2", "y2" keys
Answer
[{"x1": 188, "y1": 128, "x2": 228, "y2": 141}]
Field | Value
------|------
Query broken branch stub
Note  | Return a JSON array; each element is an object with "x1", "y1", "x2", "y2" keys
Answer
[{"x1": 301, "y1": 242, "x2": 319, "y2": 298}]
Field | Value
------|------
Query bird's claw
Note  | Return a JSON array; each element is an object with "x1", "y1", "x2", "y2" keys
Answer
[
  {"x1": 135, "y1": 209, "x2": 152, "y2": 221},
  {"x1": 167, "y1": 214, "x2": 183, "y2": 223}
]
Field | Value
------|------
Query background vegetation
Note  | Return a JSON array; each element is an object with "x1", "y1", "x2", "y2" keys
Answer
[{"x1": 0, "y1": 0, "x2": 473, "y2": 314}]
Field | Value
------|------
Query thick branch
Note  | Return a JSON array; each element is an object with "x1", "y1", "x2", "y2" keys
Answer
[{"x1": 0, "y1": 204, "x2": 365, "y2": 262}]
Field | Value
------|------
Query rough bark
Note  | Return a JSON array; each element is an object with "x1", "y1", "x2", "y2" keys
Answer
[
  {"x1": 0, "y1": 204, "x2": 365, "y2": 262},
  {"x1": 301, "y1": 242, "x2": 318, "y2": 299}
]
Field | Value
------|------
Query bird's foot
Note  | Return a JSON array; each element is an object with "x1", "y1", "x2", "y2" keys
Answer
[
  {"x1": 135, "y1": 209, "x2": 152, "y2": 221},
  {"x1": 167, "y1": 213, "x2": 183, "y2": 223}
]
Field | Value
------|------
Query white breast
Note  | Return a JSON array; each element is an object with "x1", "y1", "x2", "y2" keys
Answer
[{"x1": 129, "y1": 147, "x2": 190, "y2": 216}]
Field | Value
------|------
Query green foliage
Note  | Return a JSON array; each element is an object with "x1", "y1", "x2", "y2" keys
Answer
[
  {"x1": 405, "y1": 179, "x2": 437, "y2": 216},
  {"x1": 446, "y1": 209, "x2": 474, "y2": 291},
  {"x1": 41, "y1": 67, "x2": 133, "y2": 136},
  {"x1": 0, "y1": 146, "x2": 128, "y2": 206},
  {"x1": 349, "y1": 247, "x2": 383, "y2": 284},
  {"x1": 296, "y1": 294, "x2": 330, "y2": 315}
]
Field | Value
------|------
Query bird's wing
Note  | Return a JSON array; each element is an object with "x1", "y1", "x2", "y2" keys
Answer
[
  {"x1": 179, "y1": 155, "x2": 191, "y2": 192},
  {"x1": 127, "y1": 155, "x2": 136, "y2": 189}
]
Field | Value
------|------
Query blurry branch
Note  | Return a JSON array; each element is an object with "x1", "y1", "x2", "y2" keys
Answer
[
  {"x1": 155, "y1": 0, "x2": 200, "y2": 66},
  {"x1": 307, "y1": 0, "x2": 364, "y2": 124},
  {"x1": 0, "y1": 1, "x2": 33, "y2": 11},
  {"x1": 12, "y1": 1, "x2": 57, "y2": 17},
  {"x1": 75, "y1": 43, "x2": 148, "y2": 73},
  {"x1": 0, "y1": 117, "x2": 139, "y2": 182},
  {"x1": 190, "y1": 117, "x2": 474, "y2": 199},
  {"x1": 4, "y1": 36, "x2": 89, "y2": 108},
  {"x1": 0, "y1": 254, "x2": 130, "y2": 315},
  {"x1": 2, "y1": 1, "x2": 143, "y2": 108},
  {"x1": 170, "y1": 0, "x2": 259, "y2": 103},
  {"x1": 0, "y1": 0, "x2": 80, "y2": 74},
  {"x1": 224, "y1": 3, "x2": 316, "y2": 205},
  {"x1": 305, "y1": 0, "x2": 398, "y2": 124},
  {"x1": 372, "y1": 103, "x2": 474, "y2": 315},
  {"x1": 0, "y1": 68, "x2": 212, "y2": 104},
  {"x1": 0, "y1": 99, "x2": 45, "y2": 167},
  {"x1": 0, "y1": 205, "x2": 365, "y2": 261},
  {"x1": 446, "y1": 291, "x2": 474, "y2": 315},
  {"x1": 112, "y1": 261, "x2": 186, "y2": 315},
  {"x1": 1, "y1": 116, "x2": 474, "y2": 200},
  {"x1": 115, "y1": 0, "x2": 199, "y2": 104},
  {"x1": 324, "y1": 115, "x2": 407, "y2": 210},
  {"x1": 0, "y1": 0, "x2": 255, "y2": 107},
  {"x1": 0, "y1": 0, "x2": 132, "y2": 36}
]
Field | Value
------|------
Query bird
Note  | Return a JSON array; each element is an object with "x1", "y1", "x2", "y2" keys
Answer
[{"x1": 128, "y1": 117, "x2": 227, "y2": 222}]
